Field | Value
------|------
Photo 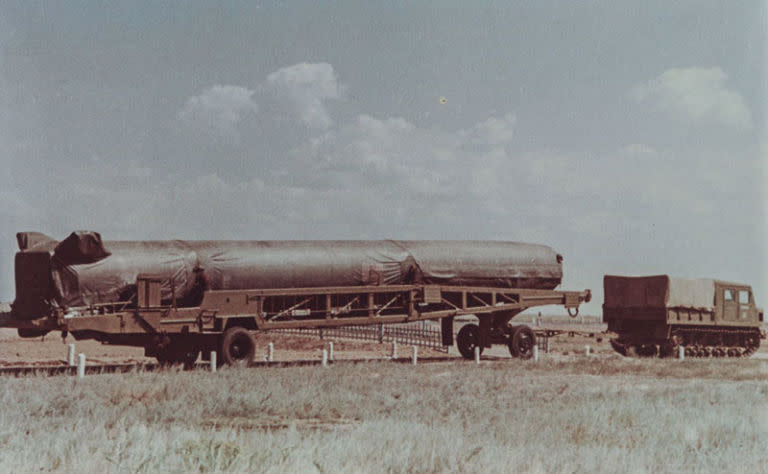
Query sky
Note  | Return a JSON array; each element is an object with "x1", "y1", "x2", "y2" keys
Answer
[{"x1": 1, "y1": 1, "x2": 766, "y2": 314}]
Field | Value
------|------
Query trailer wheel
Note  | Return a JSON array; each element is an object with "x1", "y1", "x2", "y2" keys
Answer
[
  {"x1": 456, "y1": 324, "x2": 483, "y2": 360},
  {"x1": 509, "y1": 325, "x2": 535, "y2": 359},
  {"x1": 178, "y1": 348, "x2": 200, "y2": 369},
  {"x1": 221, "y1": 327, "x2": 256, "y2": 367},
  {"x1": 155, "y1": 343, "x2": 199, "y2": 369}
]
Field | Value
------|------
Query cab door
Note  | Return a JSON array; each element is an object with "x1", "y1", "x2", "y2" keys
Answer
[
  {"x1": 736, "y1": 288, "x2": 754, "y2": 322},
  {"x1": 721, "y1": 287, "x2": 738, "y2": 322}
]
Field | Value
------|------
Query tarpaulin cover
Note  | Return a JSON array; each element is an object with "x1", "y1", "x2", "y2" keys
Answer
[
  {"x1": 16, "y1": 232, "x2": 56, "y2": 252},
  {"x1": 604, "y1": 275, "x2": 715, "y2": 310},
  {"x1": 53, "y1": 231, "x2": 111, "y2": 264},
  {"x1": 667, "y1": 278, "x2": 716, "y2": 310},
  {"x1": 15, "y1": 232, "x2": 563, "y2": 308},
  {"x1": 396, "y1": 240, "x2": 562, "y2": 288},
  {"x1": 193, "y1": 240, "x2": 415, "y2": 291},
  {"x1": 52, "y1": 240, "x2": 199, "y2": 307}
]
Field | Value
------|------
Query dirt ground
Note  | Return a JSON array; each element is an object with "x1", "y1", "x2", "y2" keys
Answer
[
  {"x1": 0, "y1": 328, "x2": 452, "y2": 366},
  {"x1": 0, "y1": 324, "x2": 658, "y2": 367},
  {"x1": 1, "y1": 321, "x2": 765, "y2": 366}
]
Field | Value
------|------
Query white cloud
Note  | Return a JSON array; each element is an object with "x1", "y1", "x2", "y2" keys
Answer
[
  {"x1": 461, "y1": 112, "x2": 517, "y2": 145},
  {"x1": 286, "y1": 112, "x2": 521, "y2": 202},
  {"x1": 175, "y1": 63, "x2": 342, "y2": 143},
  {"x1": 266, "y1": 62, "x2": 342, "y2": 130},
  {"x1": 631, "y1": 67, "x2": 753, "y2": 130},
  {"x1": 177, "y1": 85, "x2": 258, "y2": 140}
]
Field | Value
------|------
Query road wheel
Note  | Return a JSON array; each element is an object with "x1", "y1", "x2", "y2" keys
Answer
[
  {"x1": 637, "y1": 344, "x2": 659, "y2": 358},
  {"x1": 659, "y1": 341, "x2": 675, "y2": 358},
  {"x1": 221, "y1": 326, "x2": 256, "y2": 367},
  {"x1": 743, "y1": 331, "x2": 760, "y2": 356},
  {"x1": 456, "y1": 324, "x2": 482, "y2": 360},
  {"x1": 509, "y1": 325, "x2": 535, "y2": 359}
]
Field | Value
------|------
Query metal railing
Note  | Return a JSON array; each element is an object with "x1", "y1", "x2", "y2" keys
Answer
[
  {"x1": 537, "y1": 333, "x2": 550, "y2": 353},
  {"x1": 275, "y1": 321, "x2": 554, "y2": 355},
  {"x1": 274, "y1": 321, "x2": 449, "y2": 352}
]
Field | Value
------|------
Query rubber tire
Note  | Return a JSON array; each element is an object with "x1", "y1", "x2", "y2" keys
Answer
[
  {"x1": 456, "y1": 324, "x2": 483, "y2": 360},
  {"x1": 155, "y1": 344, "x2": 199, "y2": 369},
  {"x1": 178, "y1": 348, "x2": 200, "y2": 370},
  {"x1": 510, "y1": 325, "x2": 535, "y2": 360},
  {"x1": 220, "y1": 326, "x2": 256, "y2": 367},
  {"x1": 155, "y1": 351, "x2": 174, "y2": 366}
]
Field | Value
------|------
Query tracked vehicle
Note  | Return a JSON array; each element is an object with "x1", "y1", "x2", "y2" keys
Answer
[{"x1": 604, "y1": 275, "x2": 763, "y2": 357}]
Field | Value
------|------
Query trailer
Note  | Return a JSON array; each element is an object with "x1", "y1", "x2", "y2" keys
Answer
[
  {"x1": 1, "y1": 231, "x2": 590, "y2": 365},
  {"x1": 2, "y1": 275, "x2": 590, "y2": 365}
]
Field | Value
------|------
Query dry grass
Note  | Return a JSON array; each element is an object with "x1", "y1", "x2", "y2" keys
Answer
[{"x1": 1, "y1": 357, "x2": 767, "y2": 473}]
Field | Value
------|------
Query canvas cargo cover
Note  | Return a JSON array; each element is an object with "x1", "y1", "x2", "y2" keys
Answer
[
  {"x1": 191, "y1": 240, "x2": 414, "y2": 290},
  {"x1": 14, "y1": 232, "x2": 563, "y2": 309},
  {"x1": 395, "y1": 240, "x2": 562, "y2": 288},
  {"x1": 52, "y1": 240, "x2": 200, "y2": 308},
  {"x1": 604, "y1": 275, "x2": 715, "y2": 311}
]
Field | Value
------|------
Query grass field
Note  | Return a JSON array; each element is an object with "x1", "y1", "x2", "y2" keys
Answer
[{"x1": 1, "y1": 357, "x2": 767, "y2": 473}]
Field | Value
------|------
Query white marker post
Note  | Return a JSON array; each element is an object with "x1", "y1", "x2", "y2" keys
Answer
[
  {"x1": 391, "y1": 341, "x2": 398, "y2": 359},
  {"x1": 68, "y1": 344, "x2": 76, "y2": 366},
  {"x1": 412, "y1": 346, "x2": 418, "y2": 365},
  {"x1": 545, "y1": 337, "x2": 550, "y2": 354},
  {"x1": 533, "y1": 345, "x2": 539, "y2": 362},
  {"x1": 77, "y1": 354, "x2": 85, "y2": 379},
  {"x1": 267, "y1": 342, "x2": 274, "y2": 363},
  {"x1": 585, "y1": 345, "x2": 591, "y2": 356},
  {"x1": 474, "y1": 346, "x2": 480, "y2": 364},
  {"x1": 328, "y1": 342, "x2": 334, "y2": 362},
  {"x1": 678, "y1": 346, "x2": 685, "y2": 360},
  {"x1": 210, "y1": 351, "x2": 217, "y2": 372},
  {"x1": 321, "y1": 349, "x2": 328, "y2": 367}
]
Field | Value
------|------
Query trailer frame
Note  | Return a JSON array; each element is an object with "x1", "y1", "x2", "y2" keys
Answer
[{"x1": 2, "y1": 277, "x2": 590, "y2": 365}]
